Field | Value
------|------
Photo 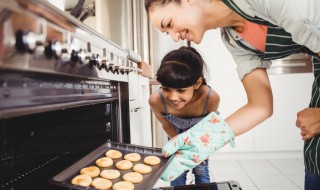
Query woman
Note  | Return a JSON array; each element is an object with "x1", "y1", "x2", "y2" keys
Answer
[{"x1": 144, "y1": 0, "x2": 320, "y2": 189}]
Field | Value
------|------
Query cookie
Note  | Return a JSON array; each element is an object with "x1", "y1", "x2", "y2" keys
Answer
[
  {"x1": 91, "y1": 177, "x2": 112, "y2": 190},
  {"x1": 132, "y1": 163, "x2": 152, "y2": 174},
  {"x1": 143, "y1": 156, "x2": 161, "y2": 165},
  {"x1": 71, "y1": 174, "x2": 92, "y2": 187},
  {"x1": 123, "y1": 172, "x2": 143, "y2": 184},
  {"x1": 112, "y1": 181, "x2": 134, "y2": 190},
  {"x1": 80, "y1": 166, "x2": 100, "y2": 177},
  {"x1": 124, "y1": 153, "x2": 141, "y2": 162},
  {"x1": 106, "y1": 149, "x2": 122, "y2": 159},
  {"x1": 100, "y1": 169, "x2": 121, "y2": 180},
  {"x1": 96, "y1": 157, "x2": 113, "y2": 167},
  {"x1": 115, "y1": 160, "x2": 133, "y2": 170}
]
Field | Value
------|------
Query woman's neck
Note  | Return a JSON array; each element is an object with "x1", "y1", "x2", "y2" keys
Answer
[{"x1": 206, "y1": 0, "x2": 246, "y2": 31}]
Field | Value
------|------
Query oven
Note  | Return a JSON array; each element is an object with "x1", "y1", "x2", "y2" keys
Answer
[
  {"x1": 0, "y1": 0, "x2": 134, "y2": 189},
  {"x1": 0, "y1": 1, "x2": 242, "y2": 189}
]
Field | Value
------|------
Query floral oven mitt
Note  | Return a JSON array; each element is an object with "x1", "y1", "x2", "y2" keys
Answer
[{"x1": 161, "y1": 112, "x2": 235, "y2": 181}]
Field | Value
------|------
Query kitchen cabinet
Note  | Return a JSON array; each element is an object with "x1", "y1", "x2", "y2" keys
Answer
[
  {"x1": 128, "y1": 72, "x2": 152, "y2": 147},
  {"x1": 193, "y1": 29, "x2": 312, "y2": 155}
]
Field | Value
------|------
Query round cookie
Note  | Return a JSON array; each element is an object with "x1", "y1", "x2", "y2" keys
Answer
[
  {"x1": 133, "y1": 163, "x2": 152, "y2": 174},
  {"x1": 80, "y1": 166, "x2": 100, "y2": 177},
  {"x1": 115, "y1": 160, "x2": 133, "y2": 170},
  {"x1": 124, "y1": 153, "x2": 141, "y2": 162},
  {"x1": 112, "y1": 181, "x2": 134, "y2": 190},
  {"x1": 91, "y1": 177, "x2": 112, "y2": 190},
  {"x1": 100, "y1": 169, "x2": 121, "y2": 180},
  {"x1": 71, "y1": 174, "x2": 92, "y2": 187},
  {"x1": 143, "y1": 156, "x2": 161, "y2": 166},
  {"x1": 106, "y1": 149, "x2": 122, "y2": 159},
  {"x1": 96, "y1": 157, "x2": 113, "y2": 167},
  {"x1": 123, "y1": 172, "x2": 143, "y2": 184}
]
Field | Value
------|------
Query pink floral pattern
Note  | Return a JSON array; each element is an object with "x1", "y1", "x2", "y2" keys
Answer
[
  {"x1": 200, "y1": 133, "x2": 211, "y2": 147},
  {"x1": 184, "y1": 137, "x2": 191, "y2": 146},
  {"x1": 193, "y1": 155, "x2": 200, "y2": 163},
  {"x1": 163, "y1": 151, "x2": 168, "y2": 158},
  {"x1": 209, "y1": 116, "x2": 219, "y2": 124}
]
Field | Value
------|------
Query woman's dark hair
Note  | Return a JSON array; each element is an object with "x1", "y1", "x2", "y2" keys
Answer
[
  {"x1": 156, "y1": 46, "x2": 208, "y2": 88},
  {"x1": 144, "y1": 0, "x2": 182, "y2": 14}
]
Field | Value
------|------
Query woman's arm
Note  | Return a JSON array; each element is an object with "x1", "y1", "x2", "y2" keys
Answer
[
  {"x1": 225, "y1": 68, "x2": 273, "y2": 136},
  {"x1": 149, "y1": 93, "x2": 178, "y2": 138}
]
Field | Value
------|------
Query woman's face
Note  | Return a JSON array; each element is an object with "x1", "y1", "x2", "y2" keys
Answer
[
  {"x1": 161, "y1": 86, "x2": 195, "y2": 109},
  {"x1": 149, "y1": 0, "x2": 207, "y2": 44}
]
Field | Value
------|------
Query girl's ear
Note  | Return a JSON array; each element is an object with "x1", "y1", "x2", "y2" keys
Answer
[{"x1": 193, "y1": 77, "x2": 203, "y2": 89}]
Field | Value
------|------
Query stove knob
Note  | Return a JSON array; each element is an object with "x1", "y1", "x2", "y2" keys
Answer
[
  {"x1": 78, "y1": 49, "x2": 90, "y2": 64},
  {"x1": 107, "y1": 52, "x2": 115, "y2": 72},
  {"x1": 15, "y1": 30, "x2": 43, "y2": 53},
  {"x1": 44, "y1": 39, "x2": 62, "y2": 59},
  {"x1": 119, "y1": 59, "x2": 126, "y2": 75},
  {"x1": 70, "y1": 50, "x2": 79, "y2": 63},
  {"x1": 100, "y1": 59, "x2": 108, "y2": 70},
  {"x1": 125, "y1": 60, "x2": 130, "y2": 74},
  {"x1": 100, "y1": 48, "x2": 108, "y2": 70},
  {"x1": 89, "y1": 54, "x2": 100, "y2": 68}
]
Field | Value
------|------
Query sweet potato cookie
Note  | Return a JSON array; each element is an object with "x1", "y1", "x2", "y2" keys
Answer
[
  {"x1": 100, "y1": 169, "x2": 121, "y2": 180},
  {"x1": 71, "y1": 174, "x2": 92, "y2": 187},
  {"x1": 115, "y1": 160, "x2": 133, "y2": 170},
  {"x1": 91, "y1": 177, "x2": 112, "y2": 190},
  {"x1": 123, "y1": 172, "x2": 143, "y2": 184},
  {"x1": 96, "y1": 157, "x2": 113, "y2": 167},
  {"x1": 112, "y1": 181, "x2": 134, "y2": 190},
  {"x1": 80, "y1": 166, "x2": 100, "y2": 177},
  {"x1": 106, "y1": 149, "x2": 122, "y2": 159},
  {"x1": 124, "y1": 153, "x2": 141, "y2": 162},
  {"x1": 143, "y1": 156, "x2": 161, "y2": 166},
  {"x1": 132, "y1": 163, "x2": 152, "y2": 174}
]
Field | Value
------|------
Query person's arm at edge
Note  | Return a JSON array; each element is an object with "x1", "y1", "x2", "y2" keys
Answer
[{"x1": 225, "y1": 68, "x2": 273, "y2": 136}]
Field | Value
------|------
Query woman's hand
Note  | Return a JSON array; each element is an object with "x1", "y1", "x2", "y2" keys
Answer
[
  {"x1": 296, "y1": 108, "x2": 320, "y2": 141},
  {"x1": 160, "y1": 112, "x2": 235, "y2": 181}
]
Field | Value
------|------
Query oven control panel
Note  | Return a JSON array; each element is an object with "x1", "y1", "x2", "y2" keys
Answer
[{"x1": 0, "y1": 0, "x2": 140, "y2": 82}]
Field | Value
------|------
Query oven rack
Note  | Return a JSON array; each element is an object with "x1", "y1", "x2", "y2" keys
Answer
[{"x1": 0, "y1": 152, "x2": 87, "y2": 190}]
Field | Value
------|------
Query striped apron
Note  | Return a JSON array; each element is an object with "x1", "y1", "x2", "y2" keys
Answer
[{"x1": 222, "y1": 0, "x2": 320, "y2": 176}]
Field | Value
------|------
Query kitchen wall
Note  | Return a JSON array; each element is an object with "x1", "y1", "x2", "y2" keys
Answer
[{"x1": 193, "y1": 29, "x2": 314, "y2": 158}]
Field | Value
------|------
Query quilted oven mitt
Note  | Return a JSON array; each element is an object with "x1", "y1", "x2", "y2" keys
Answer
[{"x1": 161, "y1": 112, "x2": 235, "y2": 181}]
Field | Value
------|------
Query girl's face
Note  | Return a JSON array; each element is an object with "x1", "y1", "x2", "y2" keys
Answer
[
  {"x1": 161, "y1": 86, "x2": 196, "y2": 109},
  {"x1": 149, "y1": 0, "x2": 207, "y2": 44}
]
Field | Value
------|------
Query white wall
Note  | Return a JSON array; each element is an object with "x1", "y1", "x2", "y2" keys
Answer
[{"x1": 193, "y1": 29, "x2": 314, "y2": 156}]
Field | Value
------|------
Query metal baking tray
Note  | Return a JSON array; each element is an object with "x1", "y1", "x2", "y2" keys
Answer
[{"x1": 48, "y1": 141, "x2": 173, "y2": 190}]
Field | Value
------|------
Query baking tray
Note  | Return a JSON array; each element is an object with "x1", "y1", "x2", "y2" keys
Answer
[{"x1": 48, "y1": 141, "x2": 173, "y2": 190}]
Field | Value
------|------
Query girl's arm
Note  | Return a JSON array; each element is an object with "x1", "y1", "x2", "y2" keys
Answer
[
  {"x1": 149, "y1": 93, "x2": 178, "y2": 138},
  {"x1": 206, "y1": 87, "x2": 220, "y2": 113},
  {"x1": 226, "y1": 68, "x2": 273, "y2": 136}
]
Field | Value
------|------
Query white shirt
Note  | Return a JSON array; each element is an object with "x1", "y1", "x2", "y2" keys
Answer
[{"x1": 221, "y1": 0, "x2": 320, "y2": 80}]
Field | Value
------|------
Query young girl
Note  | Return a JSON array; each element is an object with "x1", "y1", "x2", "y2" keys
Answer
[{"x1": 149, "y1": 46, "x2": 220, "y2": 186}]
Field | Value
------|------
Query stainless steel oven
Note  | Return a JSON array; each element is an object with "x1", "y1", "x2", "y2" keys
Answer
[
  {"x1": 0, "y1": 1, "x2": 242, "y2": 189},
  {"x1": 0, "y1": 0, "x2": 134, "y2": 189}
]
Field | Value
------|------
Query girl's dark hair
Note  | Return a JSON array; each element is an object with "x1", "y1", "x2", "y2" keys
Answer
[
  {"x1": 156, "y1": 46, "x2": 208, "y2": 88},
  {"x1": 144, "y1": 0, "x2": 182, "y2": 14}
]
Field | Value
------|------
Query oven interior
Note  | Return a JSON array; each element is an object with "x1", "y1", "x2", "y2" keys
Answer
[{"x1": 0, "y1": 101, "x2": 123, "y2": 189}]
